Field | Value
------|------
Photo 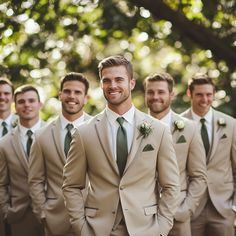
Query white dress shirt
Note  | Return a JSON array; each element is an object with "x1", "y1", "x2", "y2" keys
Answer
[
  {"x1": 19, "y1": 120, "x2": 42, "y2": 158},
  {"x1": 0, "y1": 113, "x2": 14, "y2": 138},
  {"x1": 60, "y1": 113, "x2": 86, "y2": 147},
  {"x1": 106, "y1": 105, "x2": 135, "y2": 161},
  {"x1": 191, "y1": 107, "x2": 213, "y2": 146}
]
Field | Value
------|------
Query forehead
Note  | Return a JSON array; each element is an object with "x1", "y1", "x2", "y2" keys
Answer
[
  {"x1": 192, "y1": 84, "x2": 214, "y2": 93},
  {"x1": 15, "y1": 90, "x2": 39, "y2": 101},
  {"x1": 0, "y1": 84, "x2": 12, "y2": 93},
  {"x1": 101, "y1": 65, "x2": 129, "y2": 78},
  {"x1": 62, "y1": 80, "x2": 86, "y2": 91},
  {"x1": 146, "y1": 80, "x2": 169, "y2": 91}
]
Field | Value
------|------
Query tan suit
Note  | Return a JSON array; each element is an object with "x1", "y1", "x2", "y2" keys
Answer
[
  {"x1": 28, "y1": 114, "x2": 91, "y2": 236},
  {"x1": 168, "y1": 112, "x2": 207, "y2": 236},
  {"x1": 0, "y1": 124, "x2": 44, "y2": 236},
  {"x1": 0, "y1": 114, "x2": 18, "y2": 236},
  {"x1": 62, "y1": 109, "x2": 180, "y2": 236},
  {"x1": 182, "y1": 109, "x2": 236, "y2": 236}
]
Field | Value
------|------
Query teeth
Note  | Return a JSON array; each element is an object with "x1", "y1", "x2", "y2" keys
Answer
[{"x1": 68, "y1": 102, "x2": 76, "y2": 105}]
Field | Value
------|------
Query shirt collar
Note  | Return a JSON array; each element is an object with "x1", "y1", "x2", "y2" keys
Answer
[
  {"x1": 19, "y1": 119, "x2": 42, "y2": 135},
  {"x1": 191, "y1": 107, "x2": 213, "y2": 123},
  {"x1": 0, "y1": 113, "x2": 13, "y2": 126},
  {"x1": 160, "y1": 110, "x2": 172, "y2": 127},
  {"x1": 105, "y1": 105, "x2": 135, "y2": 125},
  {"x1": 60, "y1": 113, "x2": 85, "y2": 130}
]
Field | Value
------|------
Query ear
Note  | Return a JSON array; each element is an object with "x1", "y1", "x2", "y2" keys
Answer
[
  {"x1": 186, "y1": 88, "x2": 191, "y2": 97},
  {"x1": 130, "y1": 78, "x2": 136, "y2": 91},
  {"x1": 58, "y1": 91, "x2": 62, "y2": 101},
  {"x1": 170, "y1": 90, "x2": 175, "y2": 101}
]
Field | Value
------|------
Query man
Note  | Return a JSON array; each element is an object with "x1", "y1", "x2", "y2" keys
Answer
[
  {"x1": 182, "y1": 73, "x2": 236, "y2": 236},
  {"x1": 0, "y1": 85, "x2": 44, "y2": 236},
  {"x1": 144, "y1": 72, "x2": 207, "y2": 236},
  {"x1": 62, "y1": 55, "x2": 180, "y2": 236},
  {"x1": 28, "y1": 72, "x2": 91, "y2": 236},
  {"x1": 0, "y1": 77, "x2": 17, "y2": 236},
  {"x1": 0, "y1": 78, "x2": 18, "y2": 137}
]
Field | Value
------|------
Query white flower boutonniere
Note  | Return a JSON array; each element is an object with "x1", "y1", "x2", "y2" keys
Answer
[
  {"x1": 11, "y1": 119, "x2": 18, "y2": 128},
  {"x1": 217, "y1": 118, "x2": 226, "y2": 127},
  {"x1": 173, "y1": 120, "x2": 185, "y2": 133},
  {"x1": 137, "y1": 121, "x2": 153, "y2": 139}
]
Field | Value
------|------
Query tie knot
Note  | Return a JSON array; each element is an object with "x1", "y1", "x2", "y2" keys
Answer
[
  {"x1": 200, "y1": 118, "x2": 206, "y2": 124},
  {"x1": 27, "y1": 129, "x2": 33, "y2": 137},
  {"x1": 2, "y1": 121, "x2": 7, "y2": 127},
  {"x1": 66, "y1": 123, "x2": 73, "y2": 131},
  {"x1": 117, "y1": 117, "x2": 125, "y2": 126}
]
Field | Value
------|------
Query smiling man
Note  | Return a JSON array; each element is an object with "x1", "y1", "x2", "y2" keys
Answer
[
  {"x1": 28, "y1": 72, "x2": 91, "y2": 236},
  {"x1": 62, "y1": 55, "x2": 180, "y2": 236},
  {"x1": 182, "y1": 73, "x2": 236, "y2": 236},
  {"x1": 0, "y1": 78, "x2": 18, "y2": 138},
  {"x1": 144, "y1": 72, "x2": 207, "y2": 236},
  {"x1": 0, "y1": 85, "x2": 44, "y2": 236}
]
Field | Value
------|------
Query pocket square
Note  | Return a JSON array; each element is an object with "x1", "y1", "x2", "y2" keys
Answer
[
  {"x1": 220, "y1": 134, "x2": 227, "y2": 139},
  {"x1": 176, "y1": 135, "x2": 186, "y2": 144},
  {"x1": 142, "y1": 144, "x2": 154, "y2": 152}
]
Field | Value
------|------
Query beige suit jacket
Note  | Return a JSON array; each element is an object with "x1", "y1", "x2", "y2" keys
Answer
[
  {"x1": 28, "y1": 114, "x2": 91, "y2": 235},
  {"x1": 0, "y1": 122, "x2": 44, "y2": 224},
  {"x1": 62, "y1": 109, "x2": 180, "y2": 236},
  {"x1": 171, "y1": 112, "x2": 207, "y2": 222},
  {"x1": 182, "y1": 108, "x2": 236, "y2": 218}
]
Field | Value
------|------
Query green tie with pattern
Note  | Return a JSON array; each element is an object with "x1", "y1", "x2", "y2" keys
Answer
[
  {"x1": 116, "y1": 117, "x2": 128, "y2": 175},
  {"x1": 26, "y1": 130, "x2": 33, "y2": 157},
  {"x1": 2, "y1": 121, "x2": 8, "y2": 137},
  {"x1": 64, "y1": 123, "x2": 73, "y2": 157},
  {"x1": 200, "y1": 118, "x2": 210, "y2": 156}
]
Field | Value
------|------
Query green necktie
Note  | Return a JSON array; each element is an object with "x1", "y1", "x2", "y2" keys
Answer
[
  {"x1": 116, "y1": 117, "x2": 128, "y2": 175},
  {"x1": 200, "y1": 118, "x2": 210, "y2": 156},
  {"x1": 2, "y1": 121, "x2": 8, "y2": 137},
  {"x1": 26, "y1": 130, "x2": 33, "y2": 157},
  {"x1": 64, "y1": 123, "x2": 73, "y2": 157}
]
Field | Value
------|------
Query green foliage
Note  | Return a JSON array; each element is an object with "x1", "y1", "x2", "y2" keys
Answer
[{"x1": 0, "y1": 0, "x2": 236, "y2": 119}]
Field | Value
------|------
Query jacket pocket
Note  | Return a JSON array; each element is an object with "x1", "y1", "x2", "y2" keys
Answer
[
  {"x1": 144, "y1": 204, "x2": 158, "y2": 216},
  {"x1": 85, "y1": 207, "x2": 97, "y2": 217}
]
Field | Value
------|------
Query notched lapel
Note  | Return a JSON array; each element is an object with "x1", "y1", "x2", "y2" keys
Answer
[
  {"x1": 142, "y1": 144, "x2": 154, "y2": 152},
  {"x1": 176, "y1": 135, "x2": 186, "y2": 144}
]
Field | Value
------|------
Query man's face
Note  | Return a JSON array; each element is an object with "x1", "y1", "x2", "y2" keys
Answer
[
  {"x1": 190, "y1": 84, "x2": 215, "y2": 116},
  {"x1": 15, "y1": 91, "x2": 42, "y2": 122},
  {"x1": 59, "y1": 80, "x2": 88, "y2": 117},
  {"x1": 100, "y1": 65, "x2": 135, "y2": 110},
  {"x1": 0, "y1": 84, "x2": 13, "y2": 114},
  {"x1": 145, "y1": 80, "x2": 173, "y2": 116}
]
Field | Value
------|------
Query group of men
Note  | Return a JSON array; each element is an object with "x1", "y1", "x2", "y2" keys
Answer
[{"x1": 0, "y1": 55, "x2": 235, "y2": 236}]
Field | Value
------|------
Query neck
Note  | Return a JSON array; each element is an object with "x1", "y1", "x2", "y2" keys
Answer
[
  {"x1": 0, "y1": 111, "x2": 11, "y2": 120},
  {"x1": 108, "y1": 103, "x2": 132, "y2": 116},
  {"x1": 62, "y1": 111, "x2": 83, "y2": 122},
  {"x1": 149, "y1": 108, "x2": 170, "y2": 120},
  {"x1": 19, "y1": 117, "x2": 39, "y2": 128}
]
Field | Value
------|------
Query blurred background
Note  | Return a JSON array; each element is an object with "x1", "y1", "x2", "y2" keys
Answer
[{"x1": 1, "y1": 0, "x2": 236, "y2": 120}]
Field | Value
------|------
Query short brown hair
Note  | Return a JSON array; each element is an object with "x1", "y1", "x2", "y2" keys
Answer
[
  {"x1": 143, "y1": 72, "x2": 175, "y2": 92},
  {"x1": 188, "y1": 73, "x2": 216, "y2": 94},
  {"x1": 60, "y1": 72, "x2": 89, "y2": 95},
  {"x1": 14, "y1": 85, "x2": 40, "y2": 103},
  {"x1": 0, "y1": 77, "x2": 14, "y2": 94},
  {"x1": 98, "y1": 55, "x2": 133, "y2": 79}
]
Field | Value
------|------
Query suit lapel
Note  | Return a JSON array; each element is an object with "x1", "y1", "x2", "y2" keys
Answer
[
  {"x1": 11, "y1": 127, "x2": 28, "y2": 174},
  {"x1": 51, "y1": 118, "x2": 66, "y2": 163},
  {"x1": 123, "y1": 110, "x2": 145, "y2": 174},
  {"x1": 95, "y1": 112, "x2": 118, "y2": 174},
  {"x1": 208, "y1": 111, "x2": 220, "y2": 162}
]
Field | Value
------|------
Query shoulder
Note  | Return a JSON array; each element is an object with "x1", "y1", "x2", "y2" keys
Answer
[{"x1": 34, "y1": 117, "x2": 58, "y2": 137}]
